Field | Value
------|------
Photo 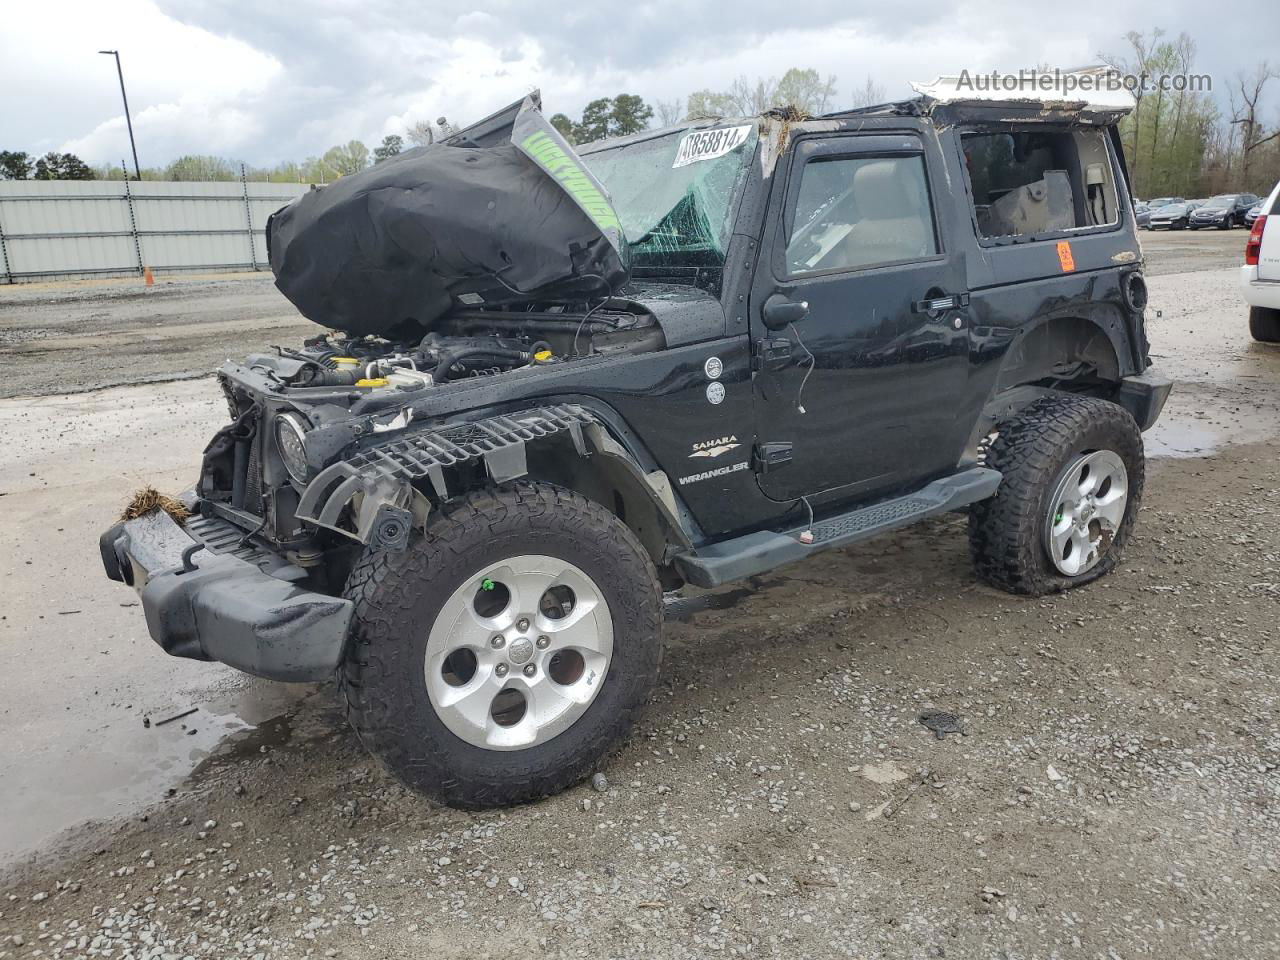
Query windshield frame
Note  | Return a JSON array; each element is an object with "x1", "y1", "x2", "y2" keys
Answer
[{"x1": 577, "y1": 120, "x2": 761, "y2": 287}]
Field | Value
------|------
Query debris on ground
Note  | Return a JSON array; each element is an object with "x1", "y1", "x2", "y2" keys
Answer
[{"x1": 918, "y1": 709, "x2": 967, "y2": 739}]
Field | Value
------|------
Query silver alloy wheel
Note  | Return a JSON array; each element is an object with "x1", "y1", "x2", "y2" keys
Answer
[
  {"x1": 424, "y1": 555, "x2": 614, "y2": 751},
  {"x1": 1043, "y1": 449, "x2": 1129, "y2": 577}
]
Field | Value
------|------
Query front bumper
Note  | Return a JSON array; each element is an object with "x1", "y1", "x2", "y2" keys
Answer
[
  {"x1": 101, "y1": 510, "x2": 353, "y2": 682},
  {"x1": 1116, "y1": 368, "x2": 1173, "y2": 432}
]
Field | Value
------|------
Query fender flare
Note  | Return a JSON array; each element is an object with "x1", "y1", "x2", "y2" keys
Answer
[{"x1": 296, "y1": 402, "x2": 697, "y2": 558}]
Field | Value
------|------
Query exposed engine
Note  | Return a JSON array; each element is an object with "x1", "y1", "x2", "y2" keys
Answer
[{"x1": 254, "y1": 300, "x2": 665, "y2": 397}]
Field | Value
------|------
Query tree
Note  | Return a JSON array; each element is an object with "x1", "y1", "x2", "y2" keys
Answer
[
  {"x1": 774, "y1": 68, "x2": 838, "y2": 114},
  {"x1": 405, "y1": 117, "x2": 454, "y2": 147},
  {"x1": 849, "y1": 75, "x2": 887, "y2": 109},
  {"x1": 563, "y1": 95, "x2": 655, "y2": 144},
  {"x1": 322, "y1": 140, "x2": 370, "y2": 176},
  {"x1": 574, "y1": 98, "x2": 614, "y2": 143},
  {"x1": 406, "y1": 120, "x2": 435, "y2": 147},
  {"x1": 549, "y1": 113, "x2": 576, "y2": 143},
  {"x1": 1103, "y1": 29, "x2": 1163, "y2": 189},
  {"x1": 164, "y1": 155, "x2": 235, "y2": 181},
  {"x1": 609, "y1": 94, "x2": 653, "y2": 136},
  {"x1": 1233, "y1": 62, "x2": 1279, "y2": 187},
  {"x1": 687, "y1": 67, "x2": 838, "y2": 119},
  {"x1": 373, "y1": 134, "x2": 403, "y2": 163},
  {"x1": 32, "y1": 152, "x2": 94, "y2": 180},
  {"x1": 654, "y1": 99, "x2": 684, "y2": 127},
  {"x1": 0, "y1": 150, "x2": 32, "y2": 180}
]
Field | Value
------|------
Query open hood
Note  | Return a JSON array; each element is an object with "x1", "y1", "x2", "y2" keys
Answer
[{"x1": 266, "y1": 93, "x2": 630, "y2": 340}]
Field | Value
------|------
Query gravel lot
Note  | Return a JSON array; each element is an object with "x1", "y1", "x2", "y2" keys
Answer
[{"x1": 1, "y1": 229, "x2": 1277, "y2": 959}]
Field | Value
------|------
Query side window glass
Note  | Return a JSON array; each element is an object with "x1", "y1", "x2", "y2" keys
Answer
[{"x1": 785, "y1": 154, "x2": 938, "y2": 276}]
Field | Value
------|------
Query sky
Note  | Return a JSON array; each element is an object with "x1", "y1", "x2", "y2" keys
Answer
[{"x1": 2, "y1": 0, "x2": 1275, "y2": 170}]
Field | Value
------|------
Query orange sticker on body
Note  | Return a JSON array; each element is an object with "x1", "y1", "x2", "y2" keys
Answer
[{"x1": 1057, "y1": 241, "x2": 1076, "y2": 272}]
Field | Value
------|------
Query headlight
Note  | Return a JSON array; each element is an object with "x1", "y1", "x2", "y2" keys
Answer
[{"x1": 275, "y1": 412, "x2": 310, "y2": 483}]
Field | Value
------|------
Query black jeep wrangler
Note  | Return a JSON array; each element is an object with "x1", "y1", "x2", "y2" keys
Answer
[{"x1": 102, "y1": 90, "x2": 1170, "y2": 807}]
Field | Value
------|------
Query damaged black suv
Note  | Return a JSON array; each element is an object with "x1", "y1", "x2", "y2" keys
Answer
[{"x1": 102, "y1": 88, "x2": 1170, "y2": 807}]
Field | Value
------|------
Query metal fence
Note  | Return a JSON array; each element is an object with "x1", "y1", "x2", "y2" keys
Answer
[{"x1": 0, "y1": 177, "x2": 311, "y2": 283}]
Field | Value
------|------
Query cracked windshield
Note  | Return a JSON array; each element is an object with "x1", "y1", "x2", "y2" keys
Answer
[{"x1": 583, "y1": 124, "x2": 757, "y2": 277}]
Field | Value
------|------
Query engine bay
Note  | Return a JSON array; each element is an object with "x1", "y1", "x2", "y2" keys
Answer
[{"x1": 247, "y1": 299, "x2": 666, "y2": 399}]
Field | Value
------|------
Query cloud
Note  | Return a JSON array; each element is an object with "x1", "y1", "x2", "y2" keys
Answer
[{"x1": 2, "y1": 0, "x2": 1274, "y2": 168}]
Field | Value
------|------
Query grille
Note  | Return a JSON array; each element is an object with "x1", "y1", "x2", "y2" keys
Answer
[
  {"x1": 346, "y1": 405, "x2": 595, "y2": 482},
  {"x1": 243, "y1": 433, "x2": 263, "y2": 514}
]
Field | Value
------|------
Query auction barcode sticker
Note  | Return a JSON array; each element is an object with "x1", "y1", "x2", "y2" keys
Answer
[{"x1": 672, "y1": 125, "x2": 753, "y2": 168}]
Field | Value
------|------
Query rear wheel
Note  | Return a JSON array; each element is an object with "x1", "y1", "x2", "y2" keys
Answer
[
  {"x1": 342, "y1": 483, "x2": 662, "y2": 808},
  {"x1": 1250, "y1": 306, "x2": 1280, "y2": 343},
  {"x1": 969, "y1": 395, "x2": 1144, "y2": 596}
]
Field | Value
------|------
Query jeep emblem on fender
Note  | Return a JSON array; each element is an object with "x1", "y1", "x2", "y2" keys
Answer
[{"x1": 704, "y1": 356, "x2": 723, "y2": 380}]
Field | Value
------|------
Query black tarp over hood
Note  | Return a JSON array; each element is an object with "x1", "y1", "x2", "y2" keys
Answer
[{"x1": 266, "y1": 94, "x2": 630, "y2": 339}]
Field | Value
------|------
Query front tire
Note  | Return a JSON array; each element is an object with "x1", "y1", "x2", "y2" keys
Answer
[
  {"x1": 969, "y1": 395, "x2": 1144, "y2": 596},
  {"x1": 341, "y1": 483, "x2": 663, "y2": 808},
  {"x1": 1250, "y1": 306, "x2": 1280, "y2": 343}
]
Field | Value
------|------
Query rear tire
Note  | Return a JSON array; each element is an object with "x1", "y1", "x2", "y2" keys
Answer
[
  {"x1": 1250, "y1": 306, "x2": 1280, "y2": 343},
  {"x1": 341, "y1": 482, "x2": 663, "y2": 808},
  {"x1": 969, "y1": 395, "x2": 1144, "y2": 596}
]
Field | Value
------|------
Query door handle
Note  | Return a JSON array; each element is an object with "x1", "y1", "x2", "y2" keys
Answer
[
  {"x1": 911, "y1": 292, "x2": 970, "y2": 315},
  {"x1": 762, "y1": 293, "x2": 810, "y2": 330}
]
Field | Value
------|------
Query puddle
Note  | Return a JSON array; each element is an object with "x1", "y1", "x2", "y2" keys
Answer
[
  {"x1": 0, "y1": 680, "x2": 315, "y2": 869},
  {"x1": 1144, "y1": 386, "x2": 1280, "y2": 459}
]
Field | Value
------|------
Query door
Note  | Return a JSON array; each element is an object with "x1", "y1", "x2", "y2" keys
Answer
[{"x1": 750, "y1": 132, "x2": 971, "y2": 502}]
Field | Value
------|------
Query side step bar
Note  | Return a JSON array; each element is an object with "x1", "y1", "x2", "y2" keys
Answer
[{"x1": 673, "y1": 468, "x2": 1002, "y2": 588}]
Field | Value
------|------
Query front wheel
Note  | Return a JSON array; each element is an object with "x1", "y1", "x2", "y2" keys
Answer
[
  {"x1": 341, "y1": 483, "x2": 663, "y2": 808},
  {"x1": 969, "y1": 395, "x2": 1144, "y2": 596}
]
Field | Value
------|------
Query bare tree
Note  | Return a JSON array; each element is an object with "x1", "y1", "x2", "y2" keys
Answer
[
  {"x1": 406, "y1": 120, "x2": 436, "y2": 147},
  {"x1": 654, "y1": 98, "x2": 684, "y2": 127},
  {"x1": 1233, "y1": 62, "x2": 1280, "y2": 186},
  {"x1": 1102, "y1": 29, "x2": 1164, "y2": 188},
  {"x1": 848, "y1": 75, "x2": 887, "y2": 109}
]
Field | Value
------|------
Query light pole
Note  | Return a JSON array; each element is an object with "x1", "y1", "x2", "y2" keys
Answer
[{"x1": 99, "y1": 50, "x2": 141, "y2": 180}]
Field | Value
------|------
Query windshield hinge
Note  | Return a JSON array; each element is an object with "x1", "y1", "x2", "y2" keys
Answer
[
  {"x1": 753, "y1": 442, "x2": 793, "y2": 473},
  {"x1": 752, "y1": 338, "x2": 792, "y2": 372}
]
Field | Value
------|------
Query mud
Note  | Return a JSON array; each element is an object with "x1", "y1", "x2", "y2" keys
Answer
[{"x1": 1, "y1": 229, "x2": 1278, "y2": 958}]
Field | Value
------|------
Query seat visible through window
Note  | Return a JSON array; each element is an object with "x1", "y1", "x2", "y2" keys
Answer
[{"x1": 787, "y1": 154, "x2": 937, "y2": 275}]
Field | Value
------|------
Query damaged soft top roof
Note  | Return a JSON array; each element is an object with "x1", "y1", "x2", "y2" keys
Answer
[{"x1": 820, "y1": 67, "x2": 1134, "y2": 126}]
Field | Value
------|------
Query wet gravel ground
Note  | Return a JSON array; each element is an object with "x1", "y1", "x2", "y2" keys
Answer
[{"x1": 1, "y1": 229, "x2": 1278, "y2": 959}]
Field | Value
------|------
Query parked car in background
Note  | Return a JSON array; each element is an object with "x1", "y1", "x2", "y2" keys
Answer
[
  {"x1": 1190, "y1": 193, "x2": 1259, "y2": 229},
  {"x1": 1149, "y1": 201, "x2": 1194, "y2": 230},
  {"x1": 1133, "y1": 201, "x2": 1151, "y2": 229},
  {"x1": 1245, "y1": 201, "x2": 1265, "y2": 227},
  {"x1": 1141, "y1": 197, "x2": 1184, "y2": 229},
  {"x1": 1242, "y1": 181, "x2": 1280, "y2": 342}
]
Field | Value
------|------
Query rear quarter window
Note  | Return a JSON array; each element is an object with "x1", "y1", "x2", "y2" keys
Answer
[{"x1": 961, "y1": 128, "x2": 1120, "y2": 241}]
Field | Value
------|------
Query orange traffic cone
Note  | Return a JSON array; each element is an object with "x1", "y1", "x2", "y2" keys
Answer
[{"x1": 143, "y1": 266, "x2": 155, "y2": 286}]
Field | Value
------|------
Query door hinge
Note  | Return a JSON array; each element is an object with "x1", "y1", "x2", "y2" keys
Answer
[
  {"x1": 753, "y1": 441, "x2": 793, "y2": 473},
  {"x1": 752, "y1": 338, "x2": 792, "y2": 371}
]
